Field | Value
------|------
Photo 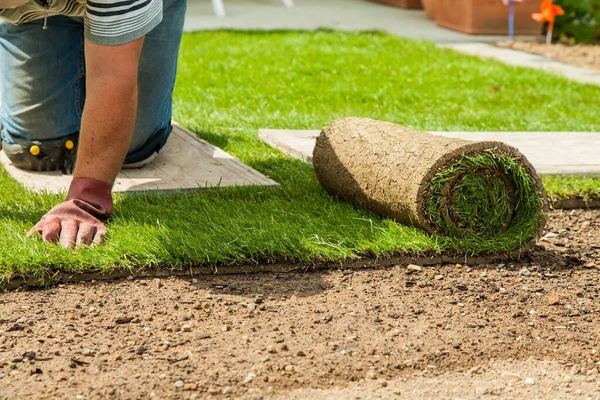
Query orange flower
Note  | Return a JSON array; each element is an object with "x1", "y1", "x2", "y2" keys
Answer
[{"x1": 532, "y1": 0, "x2": 565, "y2": 33}]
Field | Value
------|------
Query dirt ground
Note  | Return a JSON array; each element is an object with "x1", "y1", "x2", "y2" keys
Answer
[
  {"x1": 1, "y1": 208, "x2": 599, "y2": 400},
  {"x1": 496, "y1": 40, "x2": 600, "y2": 71}
]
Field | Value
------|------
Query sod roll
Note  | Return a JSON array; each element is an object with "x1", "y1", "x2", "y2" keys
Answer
[{"x1": 313, "y1": 117, "x2": 547, "y2": 252}]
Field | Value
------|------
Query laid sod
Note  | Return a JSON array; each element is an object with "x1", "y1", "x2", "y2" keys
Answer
[{"x1": 1, "y1": 30, "x2": 599, "y2": 284}]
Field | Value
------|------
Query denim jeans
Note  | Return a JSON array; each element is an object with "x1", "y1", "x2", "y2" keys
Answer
[{"x1": 0, "y1": 0, "x2": 186, "y2": 166}]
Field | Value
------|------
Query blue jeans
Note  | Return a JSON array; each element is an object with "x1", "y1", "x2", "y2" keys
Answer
[{"x1": 0, "y1": 0, "x2": 186, "y2": 167}]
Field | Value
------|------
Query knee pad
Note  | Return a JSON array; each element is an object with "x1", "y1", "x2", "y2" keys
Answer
[{"x1": 1, "y1": 134, "x2": 79, "y2": 174}]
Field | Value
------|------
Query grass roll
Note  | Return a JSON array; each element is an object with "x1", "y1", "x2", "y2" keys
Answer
[{"x1": 312, "y1": 117, "x2": 547, "y2": 254}]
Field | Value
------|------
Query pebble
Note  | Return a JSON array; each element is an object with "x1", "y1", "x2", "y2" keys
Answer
[
  {"x1": 386, "y1": 329, "x2": 400, "y2": 338},
  {"x1": 244, "y1": 373, "x2": 256, "y2": 383},
  {"x1": 407, "y1": 264, "x2": 422, "y2": 272},
  {"x1": 135, "y1": 346, "x2": 147, "y2": 356},
  {"x1": 174, "y1": 380, "x2": 184, "y2": 389},
  {"x1": 115, "y1": 317, "x2": 134, "y2": 324},
  {"x1": 367, "y1": 348, "x2": 376, "y2": 356},
  {"x1": 520, "y1": 268, "x2": 531, "y2": 277},
  {"x1": 154, "y1": 279, "x2": 164, "y2": 289},
  {"x1": 181, "y1": 325, "x2": 192, "y2": 332},
  {"x1": 183, "y1": 383, "x2": 197, "y2": 391},
  {"x1": 222, "y1": 386, "x2": 233, "y2": 395},
  {"x1": 284, "y1": 365, "x2": 295, "y2": 373},
  {"x1": 221, "y1": 326, "x2": 231, "y2": 332},
  {"x1": 365, "y1": 370, "x2": 376, "y2": 380},
  {"x1": 524, "y1": 377, "x2": 535, "y2": 385},
  {"x1": 247, "y1": 303, "x2": 257, "y2": 311},
  {"x1": 548, "y1": 292, "x2": 561, "y2": 306},
  {"x1": 267, "y1": 345, "x2": 277, "y2": 354},
  {"x1": 296, "y1": 351, "x2": 306, "y2": 357},
  {"x1": 500, "y1": 372, "x2": 521, "y2": 381},
  {"x1": 571, "y1": 365, "x2": 581, "y2": 375}
]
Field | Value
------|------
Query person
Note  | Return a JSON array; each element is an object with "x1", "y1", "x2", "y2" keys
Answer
[{"x1": 0, "y1": 0, "x2": 186, "y2": 248}]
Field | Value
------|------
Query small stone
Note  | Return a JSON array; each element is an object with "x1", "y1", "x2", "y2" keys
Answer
[
  {"x1": 267, "y1": 376, "x2": 279, "y2": 383},
  {"x1": 386, "y1": 329, "x2": 400, "y2": 338},
  {"x1": 548, "y1": 293, "x2": 561, "y2": 306},
  {"x1": 154, "y1": 279, "x2": 164, "y2": 289},
  {"x1": 135, "y1": 346, "x2": 147, "y2": 355},
  {"x1": 571, "y1": 365, "x2": 581, "y2": 375},
  {"x1": 284, "y1": 365, "x2": 295, "y2": 373},
  {"x1": 501, "y1": 372, "x2": 521, "y2": 381},
  {"x1": 247, "y1": 303, "x2": 257, "y2": 311},
  {"x1": 367, "y1": 348, "x2": 376, "y2": 356},
  {"x1": 82, "y1": 349, "x2": 95, "y2": 356},
  {"x1": 115, "y1": 317, "x2": 134, "y2": 324},
  {"x1": 520, "y1": 268, "x2": 531, "y2": 277},
  {"x1": 267, "y1": 345, "x2": 277, "y2": 354},
  {"x1": 365, "y1": 370, "x2": 376, "y2": 380},
  {"x1": 407, "y1": 264, "x2": 422, "y2": 272},
  {"x1": 524, "y1": 377, "x2": 535, "y2": 385},
  {"x1": 183, "y1": 383, "x2": 197, "y2": 391},
  {"x1": 244, "y1": 373, "x2": 256, "y2": 383},
  {"x1": 23, "y1": 351, "x2": 36, "y2": 360},
  {"x1": 563, "y1": 375, "x2": 572, "y2": 382},
  {"x1": 221, "y1": 325, "x2": 230, "y2": 332},
  {"x1": 296, "y1": 351, "x2": 306, "y2": 357},
  {"x1": 174, "y1": 380, "x2": 184, "y2": 389},
  {"x1": 181, "y1": 325, "x2": 192, "y2": 332},
  {"x1": 434, "y1": 275, "x2": 444, "y2": 280},
  {"x1": 222, "y1": 386, "x2": 233, "y2": 395}
]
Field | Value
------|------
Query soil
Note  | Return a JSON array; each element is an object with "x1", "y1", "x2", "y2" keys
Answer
[
  {"x1": 1, "y1": 209, "x2": 599, "y2": 400},
  {"x1": 496, "y1": 40, "x2": 600, "y2": 71}
]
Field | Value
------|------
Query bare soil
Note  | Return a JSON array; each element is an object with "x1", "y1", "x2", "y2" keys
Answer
[
  {"x1": 1, "y1": 209, "x2": 599, "y2": 400},
  {"x1": 497, "y1": 40, "x2": 600, "y2": 71}
]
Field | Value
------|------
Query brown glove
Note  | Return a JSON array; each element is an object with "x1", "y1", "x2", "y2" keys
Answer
[{"x1": 27, "y1": 178, "x2": 113, "y2": 249}]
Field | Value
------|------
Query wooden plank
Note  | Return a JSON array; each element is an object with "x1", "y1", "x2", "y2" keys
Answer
[{"x1": 0, "y1": 124, "x2": 279, "y2": 194}]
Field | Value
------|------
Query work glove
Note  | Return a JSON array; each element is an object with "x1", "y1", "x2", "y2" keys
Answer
[{"x1": 27, "y1": 178, "x2": 113, "y2": 249}]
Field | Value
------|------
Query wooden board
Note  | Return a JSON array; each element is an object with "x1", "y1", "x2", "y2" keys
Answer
[
  {"x1": 0, "y1": 123, "x2": 278, "y2": 194},
  {"x1": 258, "y1": 129, "x2": 600, "y2": 176}
]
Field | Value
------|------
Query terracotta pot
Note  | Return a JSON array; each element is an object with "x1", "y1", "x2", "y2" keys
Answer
[
  {"x1": 421, "y1": 0, "x2": 437, "y2": 19},
  {"x1": 435, "y1": 0, "x2": 541, "y2": 35},
  {"x1": 369, "y1": 0, "x2": 423, "y2": 9}
]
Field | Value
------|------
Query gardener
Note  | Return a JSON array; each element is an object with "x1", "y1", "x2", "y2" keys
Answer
[{"x1": 0, "y1": 0, "x2": 185, "y2": 248}]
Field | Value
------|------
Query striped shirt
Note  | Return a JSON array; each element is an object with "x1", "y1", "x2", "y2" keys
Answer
[{"x1": 0, "y1": 0, "x2": 162, "y2": 45}]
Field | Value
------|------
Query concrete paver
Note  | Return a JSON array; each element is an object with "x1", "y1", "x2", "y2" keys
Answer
[
  {"x1": 259, "y1": 128, "x2": 600, "y2": 175},
  {"x1": 184, "y1": 0, "x2": 534, "y2": 43},
  {"x1": 446, "y1": 42, "x2": 600, "y2": 86}
]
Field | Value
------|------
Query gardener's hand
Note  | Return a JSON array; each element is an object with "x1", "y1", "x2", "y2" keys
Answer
[{"x1": 27, "y1": 178, "x2": 113, "y2": 249}]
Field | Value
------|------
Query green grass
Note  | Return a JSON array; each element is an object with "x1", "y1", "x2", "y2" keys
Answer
[
  {"x1": 1, "y1": 30, "x2": 599, "y2": 283},
  {"x1": 424, "y1": 150, "x2": 545, "y2": 253}
]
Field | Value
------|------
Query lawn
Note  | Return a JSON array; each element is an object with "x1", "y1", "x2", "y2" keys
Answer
[{"x1": 1, "y1": 30, "x2": 599, "y2": 284}]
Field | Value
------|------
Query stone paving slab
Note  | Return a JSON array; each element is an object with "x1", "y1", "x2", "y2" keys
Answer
[
  {"x1": 445, "y1": 43, "x2": 600, "y2": 86},
  {"x1": 185, "y1": 0, "x2": 537, "y2": 44},
  {"x1": 258, "y1": 129, "x2": 600, "y2": 175},
  {"x1": 0, "y1": 124, "x2": 278, "y2": 195}
]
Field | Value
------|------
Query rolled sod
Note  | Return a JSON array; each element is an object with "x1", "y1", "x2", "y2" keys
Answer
[{"x1": 313, "y1": 117, "x2": 547, "y2": 253}]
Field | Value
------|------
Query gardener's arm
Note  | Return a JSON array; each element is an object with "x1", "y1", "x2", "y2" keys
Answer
[{"x1": 27, "y1": 38, "x2": 145, "y2": 249}]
